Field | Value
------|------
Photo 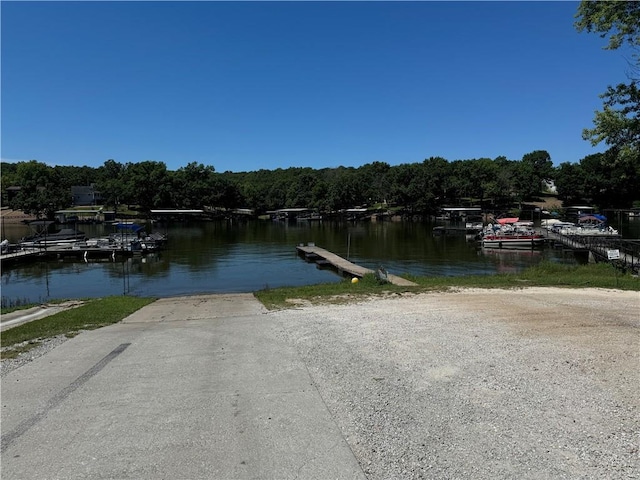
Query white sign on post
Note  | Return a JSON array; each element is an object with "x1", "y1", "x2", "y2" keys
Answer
[{"x1": 607, "y1": 249, "x2": 620, "y2": 260}]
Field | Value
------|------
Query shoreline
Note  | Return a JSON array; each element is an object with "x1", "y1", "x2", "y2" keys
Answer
[{"x1": 3, "y1": 286, "x2": 638, "y2": 375}]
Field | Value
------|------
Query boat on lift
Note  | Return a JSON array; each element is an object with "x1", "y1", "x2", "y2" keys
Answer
[{"x1": 19, "y1": 220, "x2": 87, "y2": 247}]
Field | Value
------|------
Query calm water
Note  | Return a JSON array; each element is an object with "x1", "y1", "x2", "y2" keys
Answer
[{"x1": 3, "y1": 218, "x2": 639, "y2": 305}]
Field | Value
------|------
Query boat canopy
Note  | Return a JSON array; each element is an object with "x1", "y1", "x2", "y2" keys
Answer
[
  {"x1": 578, "y1": 214, "x2": 606, "y2": 223},
  {"x1": 496, "y1": 217, "x2": 519, "y2": 225},
  {"x1": 113, "y1": 222, "x2": 144, "y2": 232}
]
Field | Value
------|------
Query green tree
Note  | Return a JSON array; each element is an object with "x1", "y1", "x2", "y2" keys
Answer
[
  {"x1": 575, "y1": 1, "x2": 640, "y2": 152},
  {"x1": 466, "y1": 158, "x2": 499, "y2": 203},
  {"x1": 266, "y1": 173, "x2": 289, "y2": 210},
  {"x1": 9, "y1": 160, "x2": 70, "y2": 218},
  {"x1": 357, "y1": 161, "x2": 391, "y2": 205},
  {"x1": 448, "y1": 160, "x2": 475, "y2": 202},
  {"x1": 486, "y1": 156, "x2": 517, "y2": 207},
  {"x1": 172, "y1": 162, "x2": 217, "y2": 209},
  {"x1": 54, "y1": 165, "x2": 97, "y2": 190},
  {"x1": 326, "y1": 168, "x2": 362, "y2": 211},
  {"x1": 209, "y1": 175, "x2": 242, "y2": 210},
  {"x1": 555, "y1": 161, "x2": 588, "y2": 205},
  {"x1": 96, "y1": 159, "x2": 126, "y2": 212},
  {"x1": 555, "y1": 150, "x2": 640, "y2": 208},
  {"x1": 122, "y1": 161, "x2": 172, "y2": 213},
  {"x1": 521, "y1": 150, "x2": 553, "y2": 183},
  {"x1": 286, "y1": 169, "x2": 318, "y2": 208},
  {"x1": 581, "y1": 150, "x2": 640, "y2": 208},
  {"x1": 387, "y1": 163, "x2": 417, "y2": 209},
  {"x1": 238, "y1": 179, "x2": 267, "y2": 212},
  {"x1": 387, "y1": 160, "x2": 446, "y2": 214},
  {"x1": 422, "y1": 156, "x2": 450, "y2": 205},
  {"x1": 1, "y1": 162, "x2": 20, "y2": 205},
  {"x1": 310, "y1": 179, "x2": 330, "y2": 211}
]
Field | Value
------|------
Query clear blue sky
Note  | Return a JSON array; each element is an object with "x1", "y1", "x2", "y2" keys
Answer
[{"x1": 1, "y1": 1, "x2": 632, "y2": 172}]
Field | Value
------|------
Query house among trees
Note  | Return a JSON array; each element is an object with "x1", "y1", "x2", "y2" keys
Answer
[{"x1": 71, "y1": 185, "x2": 102, "y2": 206}]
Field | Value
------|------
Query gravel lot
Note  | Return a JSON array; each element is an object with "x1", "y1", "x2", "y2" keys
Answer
[
  {"x1": 273, "y1": 287, "x2": 639, "y2": 479},
  {"x1": 3, "y1": 287, "x2": 638, "y2": 479}
]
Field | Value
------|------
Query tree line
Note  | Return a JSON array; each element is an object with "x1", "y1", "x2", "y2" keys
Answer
[
  {"x1": 3, "y1": 2, "x2": 639, "y2": 219},
  {"x1": 1, "y1": 148, "x2": 638, "y2": 219}
]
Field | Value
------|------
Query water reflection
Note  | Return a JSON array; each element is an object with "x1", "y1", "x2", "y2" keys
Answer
[{"x1": 2, "y1": 218, "x2": 639, "y2": 305}]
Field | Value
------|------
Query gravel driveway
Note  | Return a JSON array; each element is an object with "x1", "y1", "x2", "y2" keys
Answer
[
  {"x1": 273, "y1": 287, "x2": 639, "y2": 479},
  {"x1": 3, "y1": 287, "x2": 638, "y2": 479}
]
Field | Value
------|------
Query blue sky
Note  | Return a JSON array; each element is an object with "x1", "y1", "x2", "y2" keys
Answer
[{"x1": 1, "y1": 1, "x2": 632, "y2": 172}]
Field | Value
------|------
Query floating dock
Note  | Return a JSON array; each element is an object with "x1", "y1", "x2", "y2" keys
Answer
[{"x1": 296, "y1": 244, "x2": 418, "y2": 287}]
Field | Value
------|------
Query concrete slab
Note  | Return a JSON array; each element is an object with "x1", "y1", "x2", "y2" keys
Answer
[
  {"x1": 1, "y1": 301, "x2": 85, "y2": 331},
  {"x1": 121, "y1": 293, "x2": 267, "y2": 323},
  {"x1": 1, "y1": 294, "x2": 365, "y2": 479}
]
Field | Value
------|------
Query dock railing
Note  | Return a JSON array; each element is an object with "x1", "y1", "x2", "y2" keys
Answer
[{"x1": 546, "y1": 230, "x2": 640, "y2": 273}]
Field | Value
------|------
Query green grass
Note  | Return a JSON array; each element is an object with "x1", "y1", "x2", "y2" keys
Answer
[
  {"x1": 255, "y1": 262, "x2": 639, "y2": 310},
  {"x1": 410, "y1": 262, "x2": 639, "y2": 289},
  {"x1": 1, "y1": 296, "x2": 155, "y2": 356},
  {"x1": 255, "y1": 273, "x2": 416, "y2": 309}
]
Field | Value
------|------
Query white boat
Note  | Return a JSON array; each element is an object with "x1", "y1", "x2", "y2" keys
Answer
[
  {"x1": 20, "y1": 227, "x2": 88, "y2": 247},
  {"x1": 542, "y1": 219, "x2": 574, "y2": 231},
  {"x1": 465, "y1": 220, "x2": 484, "y2": 233},
  {"x1": 555, "y1": 214, "x2": 620, "y2": 236},
  {"x1": 481, "y1": 220, "x2": 545, "y2": 248},
  {"x1": 559, "y1": 225, "x2": 620, "y2": 236}
]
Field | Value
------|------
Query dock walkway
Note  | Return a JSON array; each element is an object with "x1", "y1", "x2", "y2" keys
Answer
[
  {"x1": 546, "y1": 230, "x2": 640, "y2": 273},
  {"x1": 0, "y1": 248, "x2": 43, "y2": 266},
  {"x1": 1, "y1": 244, "x2": 137, "y2": 267},
  {"x1": 296, "y1": 244, "x2": 418, "y2": 287}
]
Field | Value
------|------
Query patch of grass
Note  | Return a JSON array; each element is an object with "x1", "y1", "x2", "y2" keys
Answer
[
  {"x1": 1, "y1": 296, "x2": 155, "y2": 349},
  {"x1": 255, "y1": 262, "x2": 639, "y2": 310},
  {"x1": 255, "y1": 273, "x2": 414, "y2": 310},
  {"x1": 518, "y1": 261, "x2": 638, "y2": 289}
]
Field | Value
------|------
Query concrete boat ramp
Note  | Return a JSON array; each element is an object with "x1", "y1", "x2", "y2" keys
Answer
[
  {"x1": 1, "y1": 294, "x2": 366, "y2": 479},
  {"x1": 296, "y1": 244, "x2": 418, "y2": 287}
]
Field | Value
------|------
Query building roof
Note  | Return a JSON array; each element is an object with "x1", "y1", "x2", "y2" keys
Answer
[{"x1": 150, "y1": 209, "x2": 204, "y2": 214}]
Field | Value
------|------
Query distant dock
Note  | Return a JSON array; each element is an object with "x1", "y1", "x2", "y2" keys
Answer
[
  {"x1": 0, "y1": 248, "x2": 43, "y2": 266},
  {"x1": 1, "y1": 245, "x2": 139, "y2": 267},
  {"x1": 296, "y1": 244, "x2": 418, "y2": 287}
]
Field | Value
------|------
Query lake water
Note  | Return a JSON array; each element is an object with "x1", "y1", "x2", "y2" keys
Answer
[{"x1": 2, "y1": 217, "x2": 639, "y2": 305}]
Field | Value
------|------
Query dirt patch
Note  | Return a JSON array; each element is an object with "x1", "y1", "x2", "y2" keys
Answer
[{"x1": 0, "y1": 208, "x2": 36, "y2": 224}]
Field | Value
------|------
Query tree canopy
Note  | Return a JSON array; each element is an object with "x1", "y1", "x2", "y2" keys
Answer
[{"x1": 575, "y1": 1, "x2": 640, "y2": 154}]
